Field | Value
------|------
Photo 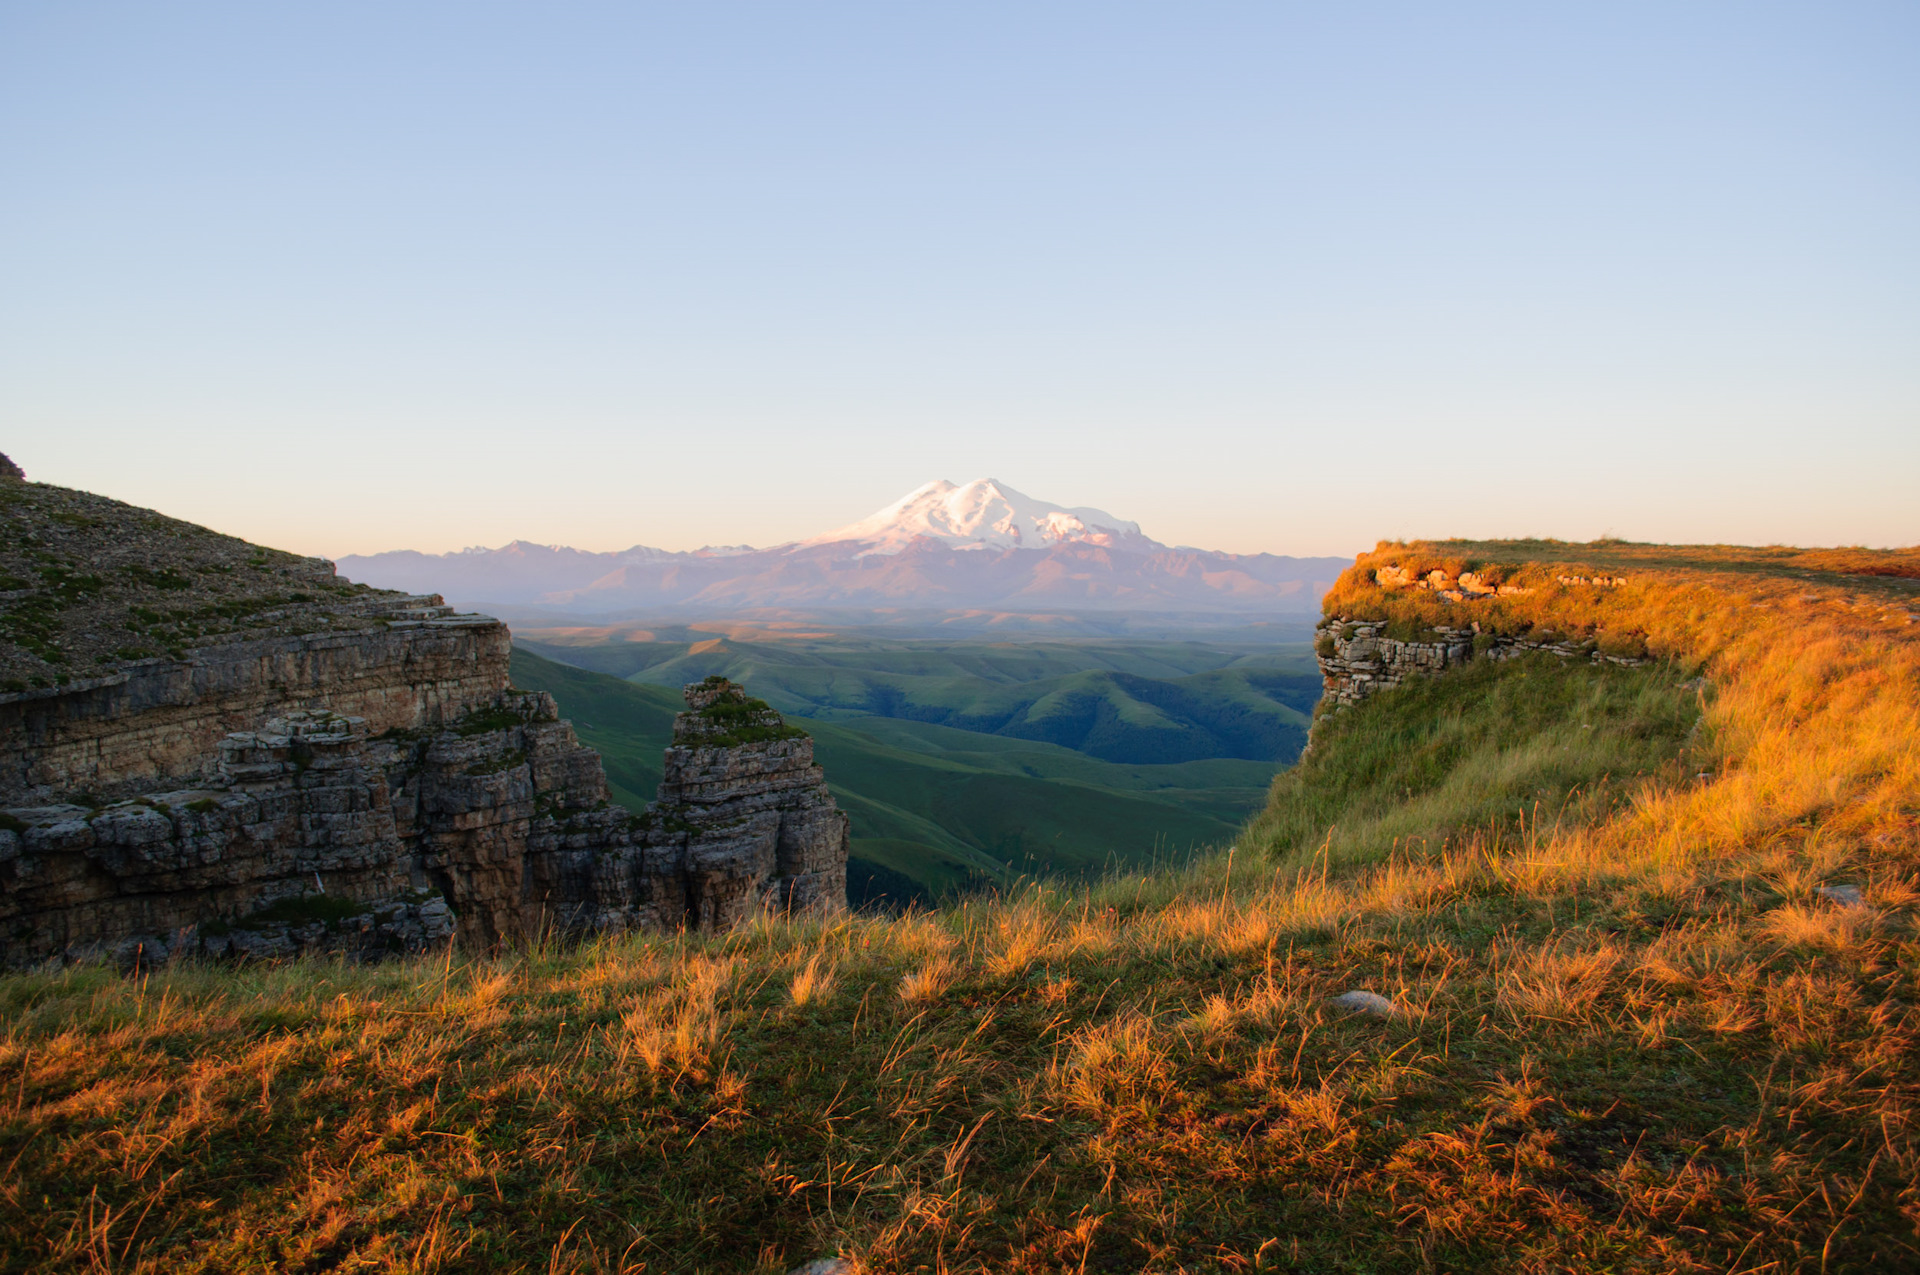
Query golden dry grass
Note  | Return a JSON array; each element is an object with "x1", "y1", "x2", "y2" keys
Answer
[{"x1": 0, "y1": 538, "x2": 1915, "y2": 1272}]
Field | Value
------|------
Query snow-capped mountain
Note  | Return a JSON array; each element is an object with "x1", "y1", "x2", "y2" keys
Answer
[
  {"x1": 801, "y1": 479, "x2": 1160, "y2": 556},
  {"x1": 334, "y1": 480, "x2": 1349, "y2": 618}
]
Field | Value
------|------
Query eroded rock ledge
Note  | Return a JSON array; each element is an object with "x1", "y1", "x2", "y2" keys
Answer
[
  {"x1": 1315, "y1": 616, "x2": 1652, "y2": 708},
  {"x1": 0, "y1": 476, "x2": 846, "y2": 967},
  {"x1": 1, "y1": 673, "x2": 848, "y2": 968}
]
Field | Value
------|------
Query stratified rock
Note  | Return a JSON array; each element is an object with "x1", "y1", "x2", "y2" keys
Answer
[
  {"x1": 0, "y1": 454, "x2": 22, "y2": 481},
  {"x1": 649, "y1": 677, "x2": 850, "y2": 929},
  {"x1": 0, "y1": 477, "x2": 847, "y2": 967},
  {"x1": 1314, "y1": 615, "x2": 1650, "y2": 710}
]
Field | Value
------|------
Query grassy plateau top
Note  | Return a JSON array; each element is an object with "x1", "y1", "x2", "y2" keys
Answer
[{"x1": 1, "y1": 535, "x2": 1917, "y2": 1272}]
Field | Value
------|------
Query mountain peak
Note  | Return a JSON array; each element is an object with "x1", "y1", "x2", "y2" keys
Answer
[{"x1": 802, "y1": 478, "x2": 1159, "y2": 556}]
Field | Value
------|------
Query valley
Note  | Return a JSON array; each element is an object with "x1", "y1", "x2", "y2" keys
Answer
[
  {"x1": 343, "y1": 475, "x2": 1333, "y2": 904},
  {"x1": 509, "y1": 636, "x2": 1313, "y2": 903},
  {"x1": 12, "y1": 530, "x2": 1917, "y2": 1271},
  {"x1": 513, "y1": 626, "x2": 1321, "y2": 762}
]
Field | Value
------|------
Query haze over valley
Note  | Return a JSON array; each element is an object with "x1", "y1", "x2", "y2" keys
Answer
[{"x1": 337, "y1": 479, "x2": 1349, "y2": 621}]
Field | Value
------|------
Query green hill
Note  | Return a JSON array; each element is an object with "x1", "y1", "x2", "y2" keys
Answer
[
  {"x1": 514, "y1": 633, "x2": 1320, "y2": 764},
  {"x1": 509, "y1": 647, "x2": 1278, "y2": 903}
]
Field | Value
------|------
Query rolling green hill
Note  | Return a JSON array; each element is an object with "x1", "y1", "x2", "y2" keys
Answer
[
  {"x1": 509, "y1": 647, "x2": 1281, "y2": 904},
  {"x1": 514, "y1": 632, "x2": 1320, "y2": 764}
]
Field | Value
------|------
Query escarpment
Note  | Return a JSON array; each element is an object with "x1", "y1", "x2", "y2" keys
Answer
[
  {"x1": 1314, "y1": 553, "x2": 1652, "y2": 708},
  {"x1": 0, "y1": 475, "x2": 846, "y2": 967}
]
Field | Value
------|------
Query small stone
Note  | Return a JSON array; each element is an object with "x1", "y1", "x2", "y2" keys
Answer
[
  {"x1": 788, "y1": 1261, "x2": 856, "y2": 1275},
  {"x1": 1818, "y1": 884, "x2": 1866, "y2": 908},
  {"x1": 1331, "y1": 990, "x2": 1397, "y2": 1017}
]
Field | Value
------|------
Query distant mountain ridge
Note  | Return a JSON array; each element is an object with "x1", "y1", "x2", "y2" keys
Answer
[
  {"x1": 335, "y1": 479, "x2": 1350, "y2": 616},
  {"x1": 800, "y1": 478, "x2": 1158, "y2": 556}
]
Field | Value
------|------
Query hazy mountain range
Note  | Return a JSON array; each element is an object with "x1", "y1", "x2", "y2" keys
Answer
[{"x1": 335, "y1": 479, "x2": 1350, "y2": 617}]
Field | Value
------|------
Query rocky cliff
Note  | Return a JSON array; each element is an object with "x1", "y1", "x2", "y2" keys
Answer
[
  {"x1": 1313, "y1": 561, "x2": 1650, "y2": 708},
  {"x1": 0, "y1": 469, "x2": 846, "y2": 967},
  {"x1": 645, "y1": 677, "x2": 849, "y2": 930}
]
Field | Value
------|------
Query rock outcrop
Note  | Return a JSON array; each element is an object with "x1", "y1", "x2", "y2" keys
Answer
[
  {"x1": 0, "y1": 479, "x2": 847, "y2": 968},
  {"x1": 1314, "y1": 619, "x2": 1475, "y2": 708},
  {"x1": 1320, "y1": 614, "x2": 1651, "y2": 706},
  {"x1": 1315, "y1": 616, "x2": 1651, "y2": 708},
  {"x1": 1, "y1": 597, "x2": 508, "y2": 806},
  {"x1": 647, "y1": 678, "x2": 849, "y2": 930}
]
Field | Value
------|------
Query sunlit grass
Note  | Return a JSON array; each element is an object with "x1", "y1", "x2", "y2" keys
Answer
[
  {"x1": 1243, "y1": 649, "x2": 1702, "y2": 871},
  {"x1": 0, "y1": 539, "x2": 1916, "y2": 1271}
]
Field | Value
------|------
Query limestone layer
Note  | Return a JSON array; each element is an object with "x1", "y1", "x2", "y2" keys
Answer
[
  {"x1": 0, "y1": 638, "x2": 846, "y2": 967},
  {"x1": 1315, "y1": 616, "x2": 1651, "y2": 708},
  {"x1": 0, "y1": 597, "x2": 506, "y2": 805},
  {"x1": 0, "y1": 477, "x2": 849, "y2": 967},
  {"x1": 651, "y1": 680, "x2": 850, "y2": 931}
]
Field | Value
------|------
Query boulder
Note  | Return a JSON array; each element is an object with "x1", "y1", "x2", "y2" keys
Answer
[{"x1": 1331, "y1": 989, "x2": 1397, "y2": 1017}]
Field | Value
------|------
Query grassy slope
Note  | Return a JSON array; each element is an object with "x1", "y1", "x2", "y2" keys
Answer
[
  {"x1": 509, "y1": 649, "x2": 1269, "y2": 898},
  {"x1": 3, "y1": 541, "x2": 1917, "y2": 1273},
  {"x1": 825, "y1": 716, "x2": 1279, "y2": 816},
  {"x1": 514, "y1": 636, "x2": 1320, "y2": 765},
  {"x1": 1245, "y1": 651, "x2": 1702, "y2": 870},
  {"x1": 0, "y1": 478, "x2": 392, "y2": 688}
]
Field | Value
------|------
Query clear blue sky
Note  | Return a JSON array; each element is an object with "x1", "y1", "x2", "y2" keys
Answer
[{"x1": 4, "y1": 3, "x2": 1915, "y2": 557}]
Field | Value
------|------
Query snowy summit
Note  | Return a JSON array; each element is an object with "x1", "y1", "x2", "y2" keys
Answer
[
  {"x1": 801, "y1": 479, "x2": 1160, "y2": 556},
  {"x1": 334, "y1": 475, "x2": 1345, "y2": 613}
]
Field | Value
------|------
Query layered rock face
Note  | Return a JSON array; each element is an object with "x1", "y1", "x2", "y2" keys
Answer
[
  {"x1": 650, "y1": 679, "x2": 850, "y2": 930},
  {"x1": 0, "y1": 612, "x2": 542, "y2": 964},
  {"x1": 0, "y1": 479, "x2": 846, "y2": 967},
  {"x1": 0, "y1": 599, "x2": 507, "y2": 806},
  {"x1": 509, "y1": 680, "x2": 850, "y2": 941},
  {"x1": 1313, "y1": 562, "x2": 1652, "y2": 709},
  {"x1": 1315, "y1": 619, "x2": 1474, "y2": 708},
  {"x1": 1316, "y1": 616, "x2": 1650, "y2": 708},
  {"x1": 2, "y1": 672, "x2": 849, "y2": 967}
]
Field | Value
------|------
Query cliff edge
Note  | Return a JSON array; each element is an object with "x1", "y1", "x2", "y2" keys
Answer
[{"x1": 0, "y1": 472, "x2": 846, "y2": 966}]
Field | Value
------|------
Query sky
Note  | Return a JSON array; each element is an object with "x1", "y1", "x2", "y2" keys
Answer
[{"x1": 2, "y1": 2, "x2": 1915, "y2": 559}]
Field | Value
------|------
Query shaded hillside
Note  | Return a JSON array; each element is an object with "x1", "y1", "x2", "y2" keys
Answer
[
  {"x1": 0, "y1": 476, "x2": 398, "y2": 690},
  {"x1": 509, "y1": 648, "x2": 1273, "y2": 900},
  {"x1": 516, "y1": 634, "x2": 1320, "y2": 764}
]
